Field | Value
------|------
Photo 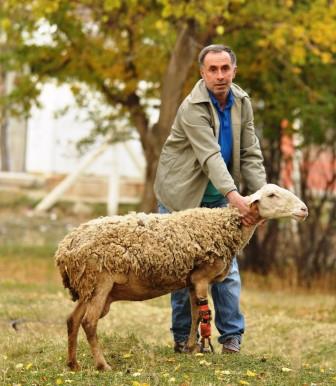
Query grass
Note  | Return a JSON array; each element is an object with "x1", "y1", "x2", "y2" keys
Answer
[{"x1": 1, "y1": 246, "x2": 336, "y2": 385}]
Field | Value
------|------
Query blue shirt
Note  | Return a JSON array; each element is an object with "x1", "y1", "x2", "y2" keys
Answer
[{"x1": 202, "y1": 89, "x2": 234, "y2": 203}]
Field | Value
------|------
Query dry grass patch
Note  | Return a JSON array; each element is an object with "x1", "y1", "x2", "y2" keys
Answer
[{"x1": 1, "y1": 246, "x2": 336, "y2": 385}]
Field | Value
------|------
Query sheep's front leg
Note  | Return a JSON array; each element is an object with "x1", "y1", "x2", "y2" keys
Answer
[
  {"x1": 185, "y1": 288, "x2": 201, "y2": 353},
  {"x1": 185, "y1": 281, "x2": 211, "y2": 353},
  {"x1": 186, "y1": 266, "x2": 216, "y2": 354},
  {"x1": 81, "y1": 277, "x2": 114, "y2": 371}
]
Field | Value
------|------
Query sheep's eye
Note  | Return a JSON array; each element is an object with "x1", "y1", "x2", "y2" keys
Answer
[{"x1": 267, "y1": 193, "x2": 276, "y2": 198}]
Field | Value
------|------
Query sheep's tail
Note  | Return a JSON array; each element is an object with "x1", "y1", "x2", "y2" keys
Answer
[{"x1": 58, "y1": 262, "x2": 79, "y2": 302}]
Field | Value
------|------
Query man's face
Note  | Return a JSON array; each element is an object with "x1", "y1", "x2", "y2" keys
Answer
[{"x1": 200, "y1": 51, "x2": 236, "y2": 99}]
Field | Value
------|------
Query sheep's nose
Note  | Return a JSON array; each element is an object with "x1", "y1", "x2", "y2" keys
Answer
[{"x1": 300, "y1": 206, "x2": 308, "y2": 217}]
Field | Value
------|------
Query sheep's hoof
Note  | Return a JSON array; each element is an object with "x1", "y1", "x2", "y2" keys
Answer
[
  {"x1": 96, "y1": 363, "x2": 112, "y2": 371},
  {"x1": 198, "y1": 337, "x2": 215, "y2": 354},
  {"x1": 183, "y1": 343, "x2": 201, "y2": 354},
  {"x1": 67, "y1": 361, "x2": 80, "y2": 371}
]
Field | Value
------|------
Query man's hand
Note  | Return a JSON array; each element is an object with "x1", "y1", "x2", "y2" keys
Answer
[{"x1": 226, "y1": 190, "x2": 259, "y2": 226}]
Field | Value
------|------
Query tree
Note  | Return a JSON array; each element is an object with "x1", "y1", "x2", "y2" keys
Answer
[{"x1": 1, "y1": 0, "x2": 336, "y2": 281}]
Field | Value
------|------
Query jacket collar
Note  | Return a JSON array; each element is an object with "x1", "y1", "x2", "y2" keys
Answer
[{"x1": 189, "y1": 79, "x2": 249, "y2": 104}]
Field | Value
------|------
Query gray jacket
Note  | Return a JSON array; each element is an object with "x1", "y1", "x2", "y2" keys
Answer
[{"x1": 154, "y1": 79, "x2": 267, "y2": 212}]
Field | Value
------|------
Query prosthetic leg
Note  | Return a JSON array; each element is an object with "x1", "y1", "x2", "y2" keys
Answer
[{"x1": 197, "y1": 299, "x2": 214, "y2": 353}]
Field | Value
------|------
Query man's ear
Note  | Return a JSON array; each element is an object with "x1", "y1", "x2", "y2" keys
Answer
[{"x1": 233, "y1": 66, "x2": 237, "y2": 79}]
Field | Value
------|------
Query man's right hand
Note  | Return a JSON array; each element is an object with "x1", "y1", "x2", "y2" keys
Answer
[{"x1": 226, "y1": 190, "x2": 258, "y2": 226}]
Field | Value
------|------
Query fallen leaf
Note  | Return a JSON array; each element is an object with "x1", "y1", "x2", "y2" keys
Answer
[
  {"x1": 123, "y1": 353, "x2": 133, "y2": 359},
  {"x1": 199, "y1": 359, "x2": 211, "y2": 366},
  {"x1": 246, "y1": 370, "x2": 256, "y2": 377},
  {"x1": 281, "y1": 367, "x2": 293, "y2": 372},
  {"x1": 239, "y1": 381, "x2": 249, "y2": 385}
]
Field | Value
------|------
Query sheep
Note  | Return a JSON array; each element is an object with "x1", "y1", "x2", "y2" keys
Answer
[{"x1": 55, "y1": 183, "x2": 308, "y2": 371}]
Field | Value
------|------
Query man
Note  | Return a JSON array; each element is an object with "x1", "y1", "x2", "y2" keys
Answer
[{"x1": 154, "y1": 44, "x2": 267, "y2": 353}]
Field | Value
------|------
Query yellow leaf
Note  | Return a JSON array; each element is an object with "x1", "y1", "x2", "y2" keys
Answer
[
  {"x1": 56, "y1": 379, "x2": 63, "y2": 385},
  {"x1": 239, "y1": 381, "x2": 250, "y2": 385},
  {"x1": 216, "y1": 26, "x2": 225, "y2": 35},
  {"x1": 123, "y1": 353, "x2": 133, "y2": 358},
  {"x1": 195, "y1": 353, "x2": 204, "y2": 357},
  {"x1": 15, "y1": 363, "x2": 24, "y2": 369},
  {"x1": 246, "y1": 370, "x2": 256, "y2": 377},
  {"x1": 26, "y1": 363, "x2": 33, "y2": 370},
  {"x1": 1, "y1": 18, "x2": 11, "y2": 31},
  {"x1": 321, "y1": 53, "x2": 332, "y2": 64},
  {"x1": 281, "y1": 367, "x2": 293, "y2": 372},
  {"x1": 292, "y1": 26, "x2": 305, "y2": 39}
]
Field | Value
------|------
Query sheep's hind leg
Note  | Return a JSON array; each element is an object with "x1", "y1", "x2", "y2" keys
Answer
[
  {"x1": 67, "y1": 300, "x2": 87, "y2": 370},
  {"x1": 81, "y1": 277, "x2": 114, "y2": 371}
]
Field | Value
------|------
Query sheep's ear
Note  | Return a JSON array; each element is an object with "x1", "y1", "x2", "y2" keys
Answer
[{"x1": 248, "y1": 190, "x2": 261, "y2": 206}]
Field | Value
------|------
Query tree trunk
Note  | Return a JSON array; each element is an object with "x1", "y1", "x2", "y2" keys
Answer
[
  {"x1": 141, "y1": 143, "x2": 160, "y2": 213},
  {"x1": 139, "y1": 22, "x2": 199, "y2": 212}
]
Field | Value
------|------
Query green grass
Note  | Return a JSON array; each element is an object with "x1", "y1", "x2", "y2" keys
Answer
[{"x1": 1, "y1": 247, "x2": 336, "y2": 385}]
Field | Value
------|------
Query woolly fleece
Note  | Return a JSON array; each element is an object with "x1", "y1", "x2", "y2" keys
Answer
[{"x1": 55, "y1": 207, "x2": 242, "y2": 302}]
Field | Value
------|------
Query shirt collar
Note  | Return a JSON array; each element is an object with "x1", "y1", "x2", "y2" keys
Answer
[{"x1": 208, "y1": 89, "x2": 234, "y2": 111}]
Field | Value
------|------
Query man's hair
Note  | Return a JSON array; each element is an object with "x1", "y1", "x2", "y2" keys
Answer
[{"x1": 198, "y1": 44, "x2": 237, "y2": 67}]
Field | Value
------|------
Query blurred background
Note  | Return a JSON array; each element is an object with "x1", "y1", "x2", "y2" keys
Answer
[{"x1": 1, "y1": 0, "x2": 335, "y2": 289}]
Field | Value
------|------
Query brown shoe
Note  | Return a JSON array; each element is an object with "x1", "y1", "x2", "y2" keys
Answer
[
  {"x1": 174, "y1": 341, "x2": 185, "y2": 353},
  {"x1": 222, "y1": 337, "x2": 240, "y2": 353}
]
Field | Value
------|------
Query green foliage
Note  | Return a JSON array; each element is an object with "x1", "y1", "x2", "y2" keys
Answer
[{"x1": 1, "y1": 0, "x2": 335, "y2": 145}]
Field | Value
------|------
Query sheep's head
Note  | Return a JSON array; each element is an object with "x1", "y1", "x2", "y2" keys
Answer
[{"x1": 248, "y1": 184, "x2": 308, "y2": 221}]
